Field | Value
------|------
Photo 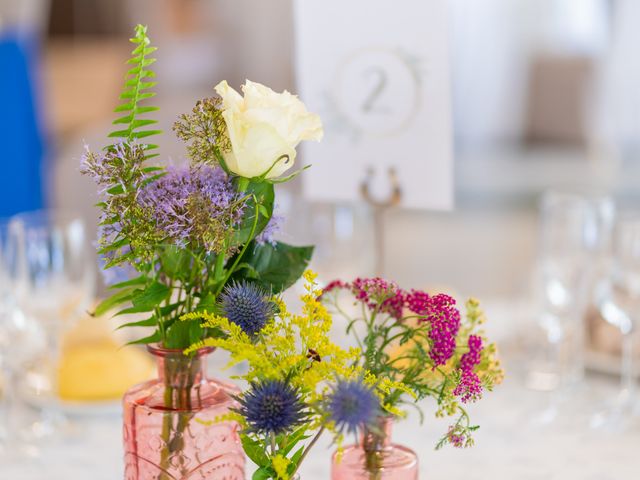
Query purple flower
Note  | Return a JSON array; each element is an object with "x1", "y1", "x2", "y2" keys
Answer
[
  {"x1": 137, "y1": 165, "x2": 242, "y2": 252},
  {"x1": 453, "y1": 335, "x2": 484, "y2": 403},
  {"x1": 219, "y1": 281, "x2": 273, "y2": 336},
  {"x1": 255, "y1": 213, "x2": 283, "y2": 246},
  {"x1": 237, "y1": 380, "x2": 306, "y2": 435},
  {"x1": 80, "y1": 142, "x2": 148, "y2": 192},
  {"x1": 415, "y1": 294, "x2": 461, "y2": 367},
  {"x1": 328, "y1": 379, "x2": 379, "y2": 434}
]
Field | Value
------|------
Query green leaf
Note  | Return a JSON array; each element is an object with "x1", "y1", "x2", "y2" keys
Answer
[
  {"x1": 109, "y1": 25, "x2": 161, "y2": 145},
  {"x1": 287, "y1": 446, "x2": 305, "y2": 474},
  {"x1": 158, "y1": 245, "x2": 191, "y2": 281},
  {"x1": 97, "y1": 237, "x2": 128, "y2": 254},
  {"x1": 231, "y1": 181, "x2": 274, "y2": 247},
  {"x1": 108, "y1": 275, "x2": 148, "y2": 290},
  {"x1": 131, "y1": 129, "x2": 162, "y2": 139},
  {"x1": 107, "y1": 129, "x2": 130, "y2": 138},
  {"x1": 116, "y1": 316, "x2": 156, "y2": 329},
  {"x1": 106, "y1": 184, "x2": 125, "y2": 194},
  {"x1": 141, "y1": 166, "x2": 164, "y2": 173},
  {"x1": 131, "y1": 281, "x2": 171, "y2": 310},
  {"x1": 113, "y1": 113, "x2": 134, "y2": 124},
  {"x1": 130, "y1": 118, "x2": 158, "y2": 128},
  {"x1": 125, "y1": 330, "x2": 161, "y2": 346},
  {"x1": 196, "y1": 293, "x2": 218, "y2": 313},
  {"x1": 93, "y1": 288, "x2": 137, "y2": 317},
  {"x1": 114, "y1": 102, "x2": 134, "y2": 112},
  {"x1": 135, "y1": 105, "x2": 159, "y2": 114},
  {"x1": 164, "y1": 319, "x2": 202, "y2": 350},
  {"x1": 280, "y1": 425, "x2": 309, "y2": 456},
  {"x1": 241, "y1": 435, "x2": 270, "y2": 467},
  {"x1": 251, "y1": 468, "x2": 273, "y2": 480},
  {"x1": 239, "y1": 241, "x2": 314, "y2": 294}
]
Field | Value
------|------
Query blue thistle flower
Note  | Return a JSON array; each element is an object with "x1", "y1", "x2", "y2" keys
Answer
[
  {"x1": 237, "y1": 380, "x2": 306, "y2": 435},
  {"x1": 219, "y1": 281, "x2": 273, "y2": 336},
  {"x1": 328, "y1": 379, "x2": 380, "y2": 434}
]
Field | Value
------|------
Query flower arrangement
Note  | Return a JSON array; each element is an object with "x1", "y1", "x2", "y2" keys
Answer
[
  {"x1": 81, "y1": 25, "x2": 324, "y2": 479},
  {"x1": 184, "y1": 272, "x2": 385, "y2": 479},
  {"x1": 83, "y1": 23, "x2": 503, "y2": 480},
  {"x1": 321, "y1": 278, "x2": 504, "y2": 450},
  {"x1": 81, "y1": 24, "x2": 322, "y2": 350}
]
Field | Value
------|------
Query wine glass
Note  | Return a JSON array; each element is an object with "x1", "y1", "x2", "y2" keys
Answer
[
  {"x1": 528, "y1": 192, "x2": 614, "y2": 424},
  {"x1": 8, "y1": 210, "x2": 95, "y2": 439},
  {"x1": 591, "y1": 214, "x2": 640, "y2": 430},
  {"x1": 0, "y1": 219, "x2": 44, "y2": 456}
]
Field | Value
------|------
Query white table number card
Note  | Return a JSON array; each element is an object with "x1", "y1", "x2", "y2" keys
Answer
[{"x1": 294, "y1": 0, "x2": 453, "y2": 210}]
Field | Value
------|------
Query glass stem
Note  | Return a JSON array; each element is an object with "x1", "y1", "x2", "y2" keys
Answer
[{"x1": 620, "y1": 332, "x2": 635, "y2": 407}]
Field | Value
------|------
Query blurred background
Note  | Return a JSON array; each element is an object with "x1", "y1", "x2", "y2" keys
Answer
[
  {"x1": 2, "y1": 0, "x2": 640, "y2": 478},
  {"x1": 5, "y1": 0, "x2": 640, "y2": 294}
]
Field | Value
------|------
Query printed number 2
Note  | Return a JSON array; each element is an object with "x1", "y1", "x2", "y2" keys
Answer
[{"x1": 361, "y1": 66, "x2": 389, "y2": 114}]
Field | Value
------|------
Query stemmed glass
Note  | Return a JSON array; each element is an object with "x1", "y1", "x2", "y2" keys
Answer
[
  {"x1": 528, "y1": 191, "x2": 614, "y2": 423},
  {"x1": 591, "y1": 214, "x2": 640, "y2": 430},
  {"x1": 8, "y1": 210, "x2": 95, "y2": 439},
  {"x1": 0, "y1": 219, "x2": 44, "y2": 455}
]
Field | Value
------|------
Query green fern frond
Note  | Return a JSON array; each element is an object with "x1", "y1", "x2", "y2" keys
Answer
[{"x1": 108, "y1": 24, "x2": 160, "y2": 156}]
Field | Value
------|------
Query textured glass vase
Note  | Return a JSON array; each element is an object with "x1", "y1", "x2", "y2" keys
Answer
[
  {"x1": 331, "y1": 417, "x2": 418, "y2": 480},
  {"x1": 123, "y1": 345, "x2": 245, "y2": 480}
]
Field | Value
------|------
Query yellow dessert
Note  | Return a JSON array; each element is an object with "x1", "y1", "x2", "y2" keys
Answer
[{"x1": 58, "y1": 339, "x2": 154, "y2": 402}]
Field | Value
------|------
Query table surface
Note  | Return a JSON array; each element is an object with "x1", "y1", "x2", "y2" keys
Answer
[{"x1": 2, "y1": 360, "x2": 639, "y2": 480}]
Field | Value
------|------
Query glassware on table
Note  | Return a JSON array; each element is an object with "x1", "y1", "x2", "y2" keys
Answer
[
  {"x1": 0, "y1": 219, "x2": 45, "y2": 455},
  {"x1": 8, "y1": 210, "x2": 95, "y2": 439},
  {"x1": 591, "y1": 213, "x2": 640, "y2": 430},
  {"x1": 123, "y1": 345, "x2": 245, "y2": 480},
  {"x1": 331, "y1": 416, "x2": 418, "y2": 480},
  {"x1": 528, "y1": 192, "x2": 614, "y2": 395}
]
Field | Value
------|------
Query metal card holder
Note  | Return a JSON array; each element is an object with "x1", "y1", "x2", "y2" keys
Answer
[{"x1": 360, "y1": 167, "x2": 402, "y2": 275}]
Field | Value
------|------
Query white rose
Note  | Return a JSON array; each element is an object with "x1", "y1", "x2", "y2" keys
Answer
[{"x1": 214, "y1": 80, "x2": 323, "y2": 179}]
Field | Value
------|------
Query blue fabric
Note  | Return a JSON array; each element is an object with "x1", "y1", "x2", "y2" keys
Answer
[{"x1": 0, "y1": 30, "x2": 45, "y2": 217}]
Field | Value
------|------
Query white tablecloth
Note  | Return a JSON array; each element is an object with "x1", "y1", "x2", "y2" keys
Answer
[{"x1": 2, "y1": 366, "x2": 638, "y2": 480}]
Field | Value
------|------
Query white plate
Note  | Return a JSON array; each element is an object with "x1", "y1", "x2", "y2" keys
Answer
[{"x1": 20, "y1": 382, "x2": 121, "y2": 417}]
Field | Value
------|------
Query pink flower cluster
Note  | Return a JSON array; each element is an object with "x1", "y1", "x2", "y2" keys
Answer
[
  {"x1": 409, "y1": 292, "x2": 461, "y2": 367},
  {"x1": 453, "y1": 335, "x2": 484, "y2": 403},
  {"x1": 325, "y1": 277, "x2": 406, "y2": 319},
  {"x1": 323, "y1": 278, "x2": 463, "y2": 367},
  {"x1": 446, "y1": 425, "x2": 468, "y2": 448}
]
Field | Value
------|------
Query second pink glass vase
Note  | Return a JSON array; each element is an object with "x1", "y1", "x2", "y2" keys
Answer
[
  {"x1": 123, "y1": 345, "x2": 245, "y2": 480},
  {"x1": 331, "y1": 416, "x2": 418, "y2": 480}
]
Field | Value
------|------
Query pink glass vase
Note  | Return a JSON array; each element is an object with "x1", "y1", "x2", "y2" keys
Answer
[
  {"x1": 331, "y1": 416, "x2": 418, "y2": 480},
  {"x1": 123, "y1": 345, "x2": 245, "y2": 480}
]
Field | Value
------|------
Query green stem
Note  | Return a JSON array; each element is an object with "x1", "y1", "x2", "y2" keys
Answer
[
  {"x1": 291, "y1": 427, "x2": 324, "y2": 477},
  {"x1": 270, "y1": 432, "x2": 277, "y2": 456},
  {"x1": 236, "y1": 176, "x2": 250, "y2": 193},
  {"x1": 213, "y1": 247, "x2": 226, "y2": 284},
  {"x1": 215, "y1": 195, "x2": 261, "y2": 295}
]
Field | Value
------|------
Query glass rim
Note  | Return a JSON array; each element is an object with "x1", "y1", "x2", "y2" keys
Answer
[
  {"x1": 146, "y1": 343, "x2": 215, "y2": 357},
  {"x1": 9, "y1": 208, "x2": 85, "y2": 227}
]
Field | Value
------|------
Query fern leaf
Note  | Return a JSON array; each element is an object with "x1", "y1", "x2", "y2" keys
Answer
[{"x1": 107, "y1": 24, "x2": 161, "y2": 155}]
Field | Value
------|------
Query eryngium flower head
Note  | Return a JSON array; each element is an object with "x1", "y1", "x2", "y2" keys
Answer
[
  {"x1": 237, "y1": 380, "x2": 306, "y2": 435},
  {"x1": 219, "y1": 281, "x2": 273, "y2": 336},
  {"x1": 328, "y1": 379, "x2": 380, "y2": 434}
]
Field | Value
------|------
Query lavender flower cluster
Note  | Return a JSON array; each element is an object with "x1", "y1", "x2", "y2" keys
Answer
[{"x1": 137, "y1": 165, "x2": 243, "y2": 253}]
